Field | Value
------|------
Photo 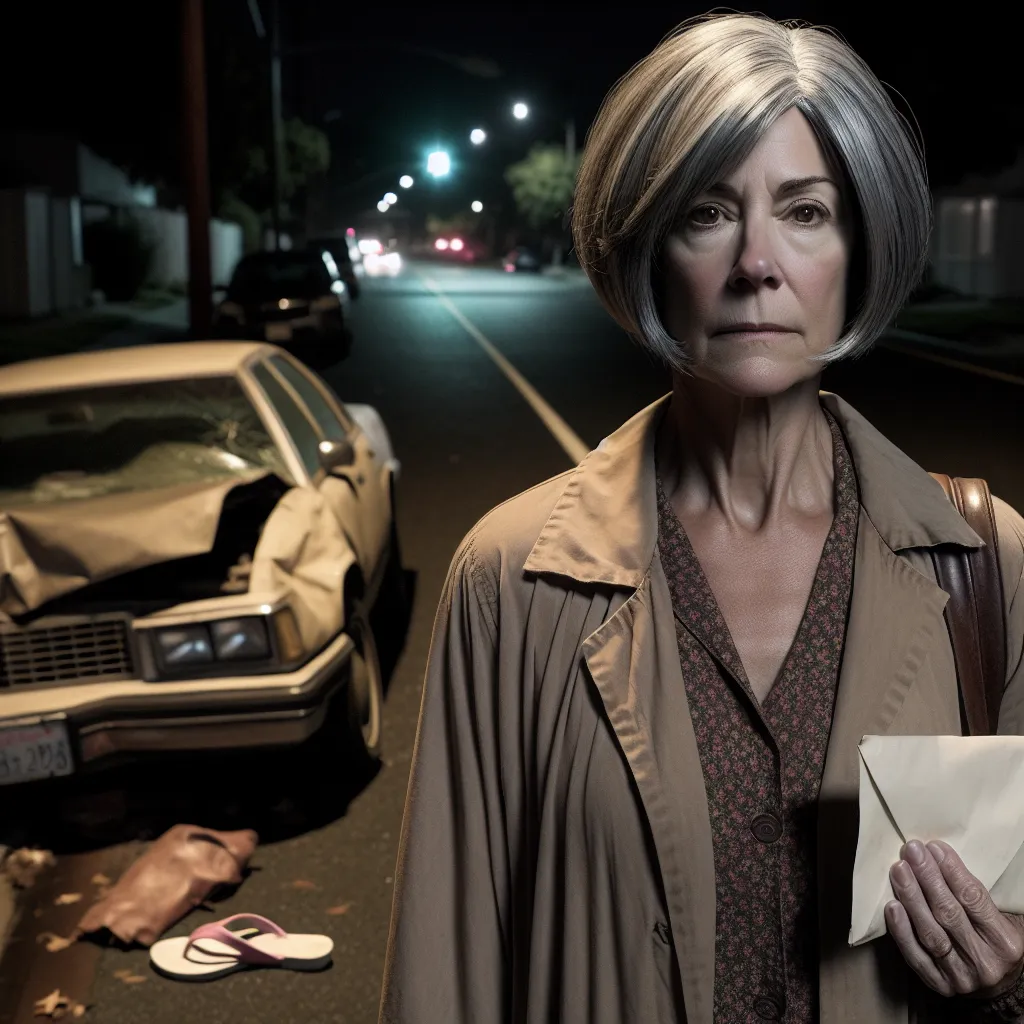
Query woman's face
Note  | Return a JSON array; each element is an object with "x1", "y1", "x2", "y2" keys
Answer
[{"x1": 661, "y1": 107, "x2": 852, "y2": 398}]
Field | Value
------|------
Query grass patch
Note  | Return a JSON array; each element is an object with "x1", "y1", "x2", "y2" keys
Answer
[
  {"x1": 0, "y1": 312, "x2": 132, "y2": 366},
  {"x1": 894, "y1": 301, "x2": 1024, "y2": 340}
]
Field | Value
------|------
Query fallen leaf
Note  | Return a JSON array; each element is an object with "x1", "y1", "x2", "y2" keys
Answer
[
  {"x1": 32, "y1": 988, "x2": 86, "y2": 1019},
  {"x1": 112, "y1": 970, "x2": 133, "y2": 980},
  {"x1": 5, "y1": 849, "x2": 56, "y2": 889},
  {"x1": 33, "y1": 990, "x2": 64, "y2": 1016},
  {"x1": 54, "y1": 893, "x2": 83, "y2": 906},
  {"x1": 90, "y1": 874, "x2": 111, "y2": 888},
  {"x1": 114, "y1": 972, "x2": 146, "y2": 985},
  {"x1": 326, "y1": 902, "x2": 353, "y2": 916},
  {"x1": 289, "y1": 879, "x2": 318, "y2": 891},
  {"x1": 36, "y1": 933, "x2": 77, "y2": 953}
]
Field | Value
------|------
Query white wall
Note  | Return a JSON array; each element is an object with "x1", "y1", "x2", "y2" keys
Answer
[
  {"x1": 0, "y1": 189, "x2": 54, "y2": 318},
  {"x1": 931, "y1": 196, "x2": 1024, "y2": 299},
  {"x1": 133, "y1": 207, "x2": 243, "y2": 289}
]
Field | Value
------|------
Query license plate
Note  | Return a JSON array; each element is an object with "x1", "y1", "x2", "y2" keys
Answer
[
  {"x1": 265, "y1": 322, "x2": 293, "y2": 342},
  {"x1": 0, "y1": 722, "x2": 74, "y2": 785}
]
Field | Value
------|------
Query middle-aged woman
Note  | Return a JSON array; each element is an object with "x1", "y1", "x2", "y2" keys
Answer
[{"x1": 379, "y1": 12, "x2": 1024, "y2": 1024}]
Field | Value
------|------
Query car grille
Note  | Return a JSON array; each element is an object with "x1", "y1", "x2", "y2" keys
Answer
[{"x1": 0, "y1": 615, "x2": 135, "y2": 688}]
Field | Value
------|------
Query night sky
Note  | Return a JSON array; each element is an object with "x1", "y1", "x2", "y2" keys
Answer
[{"x1": 2, "y1": 3, "x2": 1021, "y2": 215}]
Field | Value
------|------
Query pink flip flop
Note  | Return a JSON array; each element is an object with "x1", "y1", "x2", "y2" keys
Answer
[{"x1": 149, "y1": 913, "x2": 333, "y2": 981}]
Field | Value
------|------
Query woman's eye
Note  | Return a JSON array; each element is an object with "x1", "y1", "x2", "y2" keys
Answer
[
  {"x1": 687, "y1": 205, "x2": 722, "y2": 228},
  {"x1": 792, "y1": 203, "x2": 828, "y2": 225}
]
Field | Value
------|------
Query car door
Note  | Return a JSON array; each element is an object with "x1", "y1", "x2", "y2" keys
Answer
[{"x1": 265, "y1": 355, "x2": 390, "y2": 578}]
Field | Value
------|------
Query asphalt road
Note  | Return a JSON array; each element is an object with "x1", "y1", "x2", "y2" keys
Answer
[{"x1": 2, "y1": 260, "x2": 1022, "y2": 1024}]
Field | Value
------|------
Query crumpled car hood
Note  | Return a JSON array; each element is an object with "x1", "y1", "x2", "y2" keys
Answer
[{"x1": 0, "y1": 473, "x2": 276, "y2": 617}]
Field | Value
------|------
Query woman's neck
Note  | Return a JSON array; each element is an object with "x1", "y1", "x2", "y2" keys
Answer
[{"x1": 656, "y1": 373, "x2": 835, "y2": 533}]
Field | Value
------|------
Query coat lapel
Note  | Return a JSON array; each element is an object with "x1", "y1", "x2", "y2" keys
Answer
[
  {"x1": 582, "y1": 562, "x2": 717, "y2": 1024},
  {"x1": 817, "y1": 509, "x2": 955, "y2": 1023}
]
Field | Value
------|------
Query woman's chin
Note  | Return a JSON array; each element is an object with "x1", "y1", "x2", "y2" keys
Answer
[{"x1": 692, "y1": 352, "x2": 821, "y2": 399}]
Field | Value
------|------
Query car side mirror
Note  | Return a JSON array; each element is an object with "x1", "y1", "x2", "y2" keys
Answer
[{"x1": 318, "y1": 438, "x2": 355, "y2": 472}]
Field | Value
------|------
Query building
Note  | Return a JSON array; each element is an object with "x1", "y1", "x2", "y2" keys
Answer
[
  {"x1": 930, "y1": 147, "x2": 1024, "y2": 299},
  {"x1": 0, "y1": 133, "x2": 242, "y2": 318}
]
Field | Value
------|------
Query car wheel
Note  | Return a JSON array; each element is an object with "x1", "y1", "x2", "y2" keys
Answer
[
  {"x1": 344, "y1": 607, "x2": 383, "y2": 766},
  {"x1": 338, "y1": 325, "x2": 354, "y2": 360}
]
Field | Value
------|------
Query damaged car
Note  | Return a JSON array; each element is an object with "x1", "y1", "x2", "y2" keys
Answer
[{"x1": 0, "y1": 342, "x2": 404, "y2": 788}]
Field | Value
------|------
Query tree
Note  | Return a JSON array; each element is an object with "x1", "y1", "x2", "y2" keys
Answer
[
  {"x1": 206, "y1": 29, "x2": 330, "y2": 232},
  {"x1": 504, "y1": 144, "x2": 580, "y2": 231}
]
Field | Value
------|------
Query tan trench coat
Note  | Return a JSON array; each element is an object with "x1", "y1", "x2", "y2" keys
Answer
[{"x1": 379, "y1": 392, "x2": 1024, "y2": 1024}]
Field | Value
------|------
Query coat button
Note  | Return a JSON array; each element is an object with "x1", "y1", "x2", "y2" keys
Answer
[
  {"x1": 754, "y1": 995, "x2": 782, "y2": 1020},
  {"x1": 751, "y1": 813, "x2": 782, "y2": 843}
]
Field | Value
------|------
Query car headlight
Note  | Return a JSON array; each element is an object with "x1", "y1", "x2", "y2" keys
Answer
[
  {"x1": 211, "y1": 617, "x2": 270, "y2": 659},
  {"x1": 216, "y1": 301, "x2": 244, "y2": 322},
  {"x1": 154, "y1": 626, "x2": 215, "y2": 669},
  {"x1": 153, "y1": 616, "x2": 271, "y2": 673}
]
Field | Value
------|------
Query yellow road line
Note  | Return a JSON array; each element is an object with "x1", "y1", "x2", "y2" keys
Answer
[{"x1": 420, "y1": 275, "x2": 591, "y2": 465}]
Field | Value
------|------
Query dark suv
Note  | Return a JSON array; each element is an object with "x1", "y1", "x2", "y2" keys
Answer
[{"x1": 213, "y1": 250, "x2": 354, "y2": 360}]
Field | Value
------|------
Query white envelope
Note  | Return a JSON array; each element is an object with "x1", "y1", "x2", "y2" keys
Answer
[{"x1": 849, "y1": 735, "x2": 1024, "y2": 946}]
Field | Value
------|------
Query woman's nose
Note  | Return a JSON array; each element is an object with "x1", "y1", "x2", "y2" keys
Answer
[{"x1": 727, "y1": 223, "x2": 781, "y2": 291}]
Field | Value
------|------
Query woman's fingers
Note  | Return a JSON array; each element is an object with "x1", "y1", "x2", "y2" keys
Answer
[{"x1": 884, "y1": 898, "x2": 956, "y2": 997}]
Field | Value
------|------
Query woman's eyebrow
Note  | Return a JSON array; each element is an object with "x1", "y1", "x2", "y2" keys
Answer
[{"x1": 702, "y1": 176, "x2": 840, "y2": 198}]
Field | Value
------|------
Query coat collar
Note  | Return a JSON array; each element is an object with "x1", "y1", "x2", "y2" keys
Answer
[{"x1": 523, "y1": 391, "x2": 981, "y2": 585}]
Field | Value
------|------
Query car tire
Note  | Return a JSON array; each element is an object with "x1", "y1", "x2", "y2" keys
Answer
[
  {"x1": 338, "y1": 326, "x2": 354, "y2": 360},
  {"x1": 343, "y1": 607, "x2": 383, "y2": 769}
]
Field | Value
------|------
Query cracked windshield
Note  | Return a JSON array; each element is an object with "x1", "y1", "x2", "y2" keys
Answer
[{"x1": 0, "y1": 378, "x2": 290, "y2": 506}]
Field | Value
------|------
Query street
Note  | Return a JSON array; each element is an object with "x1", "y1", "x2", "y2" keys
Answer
[{"x1": 1, "y1": 260, "x2": 1022, "y2": 1024}]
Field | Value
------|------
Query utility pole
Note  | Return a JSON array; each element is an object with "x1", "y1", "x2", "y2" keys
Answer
[
  {"x1": 268, "y1": 0, "x2": 285, "y2": 250},
  {"x1": 182, "y1": 0, "x2": 212, "y2": 337}
]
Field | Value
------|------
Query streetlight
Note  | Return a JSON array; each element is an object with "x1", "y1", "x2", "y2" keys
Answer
[
  {"x1": 512, "y1": 101, "x2": 528, "y2": 120},
  {"x1": 471, "y1": 200, "x2": 483, "y2": 213},
  {"x1": 426, "y1": 150, "x2": 451, "y2": 177},
  {"x1": 399, "y1": 175, "x2": 414, "y2": 188},
  {"x1": 470, "y1": 128, "x2": 486, "y2": 145},
  {"x1": 383, "y1": 192, "x2": 398, "y2": 205},
  {"x1": 377, "y1": 200, "x2": 390, "y2": 212}
]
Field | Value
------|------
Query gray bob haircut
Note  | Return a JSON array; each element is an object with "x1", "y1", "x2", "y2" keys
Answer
[{"x1": 572, "y1": 12, "x2": 932, "y2": 373}]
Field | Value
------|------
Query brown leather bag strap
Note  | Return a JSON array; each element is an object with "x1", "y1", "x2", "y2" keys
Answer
[{"x1": 927, "y1": 474, "x2": 1007, "y2": 735}]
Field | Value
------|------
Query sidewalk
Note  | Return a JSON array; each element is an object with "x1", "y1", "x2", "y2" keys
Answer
[{"x1": 83, "y1": 298, "x2": 190, "y2": 351}]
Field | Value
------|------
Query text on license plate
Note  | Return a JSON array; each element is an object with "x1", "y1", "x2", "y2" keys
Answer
[
  {"x1": 265, "y1": 322, "x2": 293, "y2": 342},
  {"x1": 0, "y1": 722, "x2": 74, "y2": 785}
]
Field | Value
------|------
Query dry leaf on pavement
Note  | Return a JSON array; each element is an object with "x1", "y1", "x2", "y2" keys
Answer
[
  {"x1": 32, "y1": 988, "x2": 86, "y2": 1019},
  {"x1": 112, "y1": 970, "x2": 146, "y2": 985},
  {"x1": 54, "y1": 893, "x2": 83, "y2": 906},
  {"x1": 36, "y1": 933, "x2": 78, "y2": 953},
  {"x1": 327, "y1": 903, "x2": 353, "y2": 915},
  {"x1": 289, "y1": 879, "x2": 318, "y2": 891},
  {"x1": 4, "y1": 849, "x2": 57, "y2": 889},
  {"x1": 90, "y1": 874, "x2": 111, "y2": 888}
]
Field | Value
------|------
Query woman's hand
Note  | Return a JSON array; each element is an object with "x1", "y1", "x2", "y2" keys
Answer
[{"x1": 886, "y1": 839, "x2": 1024, "y2": 999}]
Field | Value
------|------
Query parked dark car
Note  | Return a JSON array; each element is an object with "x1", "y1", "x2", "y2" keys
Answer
[
  {"x1": 213, "y1": 250, "x2": 354, "y2": 360},
  {"x1": 502, "y1": 247, "x2": 543, "y2": 273},
  {"x1": 308, "y1": 238, "x2": 361, "y2": 299}
]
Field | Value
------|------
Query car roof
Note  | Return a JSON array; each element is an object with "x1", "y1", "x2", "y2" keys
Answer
[
  {"x1": 239, "y1": 250, "x2": 322, "y2": 265},
  {"x1": 0, "y1": 342, "x2": 279, "y2": 398}
]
